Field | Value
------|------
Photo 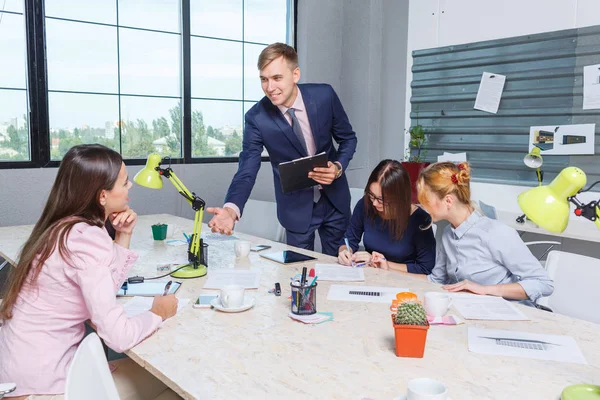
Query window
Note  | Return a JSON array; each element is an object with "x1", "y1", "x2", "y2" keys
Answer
[
  {"x1": 1, "y1": 0, "x2": 295, "y2": 167},
  {"x1": 45, "y1": 0, "x2": 182, "y2": 161},
  {"x1": 0, "y1": 1, "x2": 30, "y2": 161},
  {"x1": 189, "y1": 0, "x2": 293, "y2": 158}
]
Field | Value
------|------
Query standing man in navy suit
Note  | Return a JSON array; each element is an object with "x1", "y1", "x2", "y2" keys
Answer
[{"x1": 206, "y1": 43, "x2": 357, "y2": 255}]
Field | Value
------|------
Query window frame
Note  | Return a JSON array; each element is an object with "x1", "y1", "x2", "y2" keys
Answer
[{"x1": 0, "y1": 0, "x2": 297, "y2": 169}]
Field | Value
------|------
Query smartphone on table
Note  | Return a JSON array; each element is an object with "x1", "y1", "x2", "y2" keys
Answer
[
  {"x1": 250, "y1": 244, "x2": 272, "y2": 252},
  {"x1": 193, "y1": 294, "x2": 219, "y2": 309}
]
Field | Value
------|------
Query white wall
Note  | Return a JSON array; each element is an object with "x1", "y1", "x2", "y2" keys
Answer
[
  {"x1": 406, "y1": 0, "x2": 600, "y2": 258},
  {"x1": 298, "y1": 0, "x2": 410, "y2": 188}
]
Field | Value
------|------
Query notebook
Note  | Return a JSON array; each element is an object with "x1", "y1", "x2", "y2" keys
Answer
[{"x1": 117, "y1": 280, "x2": 181, "y2": 297}]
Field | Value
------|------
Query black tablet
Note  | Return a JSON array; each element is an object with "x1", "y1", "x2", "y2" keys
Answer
[{"x1": 259, "y1": 250, "x2": 317, "y2": 265}]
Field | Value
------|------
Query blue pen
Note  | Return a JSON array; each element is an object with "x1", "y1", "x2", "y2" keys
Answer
[
  {"x1": 344, "y1": 237, "x2": 355, "y2": 267},
  {"x1": 354, "y1": 262, "x2": 368, "y2": 268},
  {"x1": 304, "y1": 275, "x2": 318, "y2": 297},
  {"x1": 183, "y1": 232, "x2": 190, "y2": 243}
]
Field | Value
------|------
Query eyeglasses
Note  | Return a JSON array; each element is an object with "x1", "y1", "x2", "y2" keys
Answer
[{"x1": 367, "y1": 191, "x2": 387, "y2": 205}]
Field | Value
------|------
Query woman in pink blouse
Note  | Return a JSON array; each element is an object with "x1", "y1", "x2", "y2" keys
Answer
[{"x1": 0, "y1": 144, "x2": 179, "y2": 399}]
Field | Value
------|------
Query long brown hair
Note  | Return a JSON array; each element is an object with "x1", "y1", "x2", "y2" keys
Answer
[
  {"x1": 364, "y1": 159, "x2": 412, "y2": 240},
  {"x1": 0, "y1": 144, "x2": 123, "y2": 320},
  {"x1": 417, "y1": 161, "x2": 472, "y2": 208}
]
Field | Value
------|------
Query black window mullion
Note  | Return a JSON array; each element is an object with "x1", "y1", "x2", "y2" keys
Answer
[
  {"x1": 25, "y1": 0, "x2": 49, "y2": 168},
  {"x1": 182, "y1": 0, "x2": 191, "y2": 162}
]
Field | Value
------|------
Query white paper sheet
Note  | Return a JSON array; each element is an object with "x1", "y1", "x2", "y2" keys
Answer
[
  {"x1": 203, "y1": 270, "x2": 261, "y2": 289},
  {"x1": 583, "y1": 64, "x2": 600, "y2": 110},
  {"x1": 315, "y1": 264, "x2": 365, "y2": 281},
  {"x1": 468, "y1": 327, "x2": 587, "y2": 364},
  {"x1": 451, "y1": 293, "x2": 530, "y2": 321},
  {"x1": 123, "y1": 296, "x2": 190, "y2": 318},
  {"x1": 327, "y1": 285, "x2": 408, "y2": 303},
  {"x1": 474, "y1": 72, "x2": 506, "y2": 114},
  {"x1": 437, "y1": 151, "x2": 467, "y2": 162},
  {"x1": 528, "y1": 123, "x2": 595, "y2": 155}
]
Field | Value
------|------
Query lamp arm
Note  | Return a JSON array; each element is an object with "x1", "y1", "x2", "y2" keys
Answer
[
  {"x1": 160, "y1": 167, "x2": 206, "y2": 267},
  {"x1": 568, "y1": 195, "x2": 600, "y2": 229}
]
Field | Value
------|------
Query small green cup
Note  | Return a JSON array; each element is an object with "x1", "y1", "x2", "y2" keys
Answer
[{"x1": 151, "y1": 224, "x2": 168, "y2": 240}]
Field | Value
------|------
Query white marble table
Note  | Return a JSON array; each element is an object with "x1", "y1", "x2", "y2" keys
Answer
[{"x1": 1, "y1": 214, "x2": 599, "y2": 400}]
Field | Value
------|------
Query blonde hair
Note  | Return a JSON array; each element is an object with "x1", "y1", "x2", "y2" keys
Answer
[
  {"x1": 417, "y1": 162, "x2": 472, "y2": 208},
  {"x1": 257, "y1": 42, "x2": 298, "y2": 71}
]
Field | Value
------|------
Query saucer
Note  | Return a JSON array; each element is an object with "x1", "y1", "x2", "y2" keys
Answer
[
  {"x1": 393, "y1": 396, "x2": 452, "y2": 400},
  {"x1": 561, "y1": 384, "x2": 600, "y2": 400},
  {"x1": 210, "y1": 297, "x2": 255, "y2": 313}
]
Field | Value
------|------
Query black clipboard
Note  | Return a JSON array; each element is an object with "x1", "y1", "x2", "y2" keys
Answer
[{"x1": 277, "y1": 152, "x2": 328, "y2": 193}]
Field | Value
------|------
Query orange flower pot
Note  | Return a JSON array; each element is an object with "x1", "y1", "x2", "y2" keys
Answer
[{"x1": 391, "y1": 315, "x2": 429, "y2": 358}]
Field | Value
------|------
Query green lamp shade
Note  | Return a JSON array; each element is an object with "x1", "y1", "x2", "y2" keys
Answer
[
  {"x1": 134, "y1": 154, "x2": 163, "y2": 189},
  {"x1": 517, "y1": 167, "x2": 587, "y2": 233}
]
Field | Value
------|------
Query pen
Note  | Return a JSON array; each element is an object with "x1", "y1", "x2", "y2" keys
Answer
[
  {"x1": 304, "y1": 275, "x2": 318, "y2": 297},
  {"x1": 183, "y1": 232, "x2": 190, "y2": 243},
  {"x1": 162, "y1": 280, "x2": 173, "y2": 296},
  {"x1": 344, "y1": 237, "x2": 355, "y2": 267},
  {"x1": 354, "y1": 262, "x2": 368, "y2": 268},
  {"x1": 300, "y1": 267, "x2": 307, "y2": 286}
]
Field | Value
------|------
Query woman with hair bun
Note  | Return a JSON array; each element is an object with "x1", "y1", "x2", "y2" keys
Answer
[{"x1": 415, "y1": 162, "x2": 553, "y2": 304}]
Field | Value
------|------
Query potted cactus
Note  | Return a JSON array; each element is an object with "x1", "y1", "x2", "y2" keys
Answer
[{"x1": 391, "y1": 299, "x2": 430, "y2": 358}]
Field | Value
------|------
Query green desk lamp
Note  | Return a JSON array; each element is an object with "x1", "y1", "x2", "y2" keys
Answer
[
  {"x1": 517, "y1": 166, "x2": 600, "y2": 233},
  {"x1": 134, "y1": 154, "x2": 207, "y2": 278}
]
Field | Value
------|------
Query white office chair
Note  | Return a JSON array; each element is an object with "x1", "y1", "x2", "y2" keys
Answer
[
  {"x1": 536, "y1": 250, "x2": 600, "y2": 324},
  {"x1": 235, "y1": 199, "x2": 285, "y2": 243},
  {"x1": 65, "y1": 333, "x2": 120, "y2": 400}
]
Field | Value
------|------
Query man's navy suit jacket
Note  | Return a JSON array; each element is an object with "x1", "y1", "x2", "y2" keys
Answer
[{"x1": 224, "y1": 83, "x2": 357, "y2": 233}]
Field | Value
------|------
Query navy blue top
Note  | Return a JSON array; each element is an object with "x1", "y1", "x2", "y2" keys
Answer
[{"x1": 343, "y1": 197, "x2": 436, "y2": 274}]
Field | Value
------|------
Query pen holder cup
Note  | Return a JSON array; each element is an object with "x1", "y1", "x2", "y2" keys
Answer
[
  {"x1": 200, "y1": 241, "x2": 209, "y2": 268},
  {"x1": 151, "y1": 224, "x2": 168, "y2": 240},
  {"x1": 290, "y1": 281, "x2": 317, "y2": 315}
]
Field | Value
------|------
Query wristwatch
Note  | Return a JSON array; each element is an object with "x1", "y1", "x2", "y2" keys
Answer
[{"x1": 333, "y1": 161, "x2": 343, "y2": 179}]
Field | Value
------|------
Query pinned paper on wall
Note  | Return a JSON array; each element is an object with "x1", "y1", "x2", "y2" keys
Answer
[
  {"x1": 583, "y1": 64, "x2": 600, "y2": 110},
  {"x1": 529, "y1": 124, "x2": 595, "y2": 155},
  {"x1": 474, "y1": 72, "x2": 506, "y2": 114},
  {"x1": 437, "y1": 152, "x2": 467, "y2": 162}
]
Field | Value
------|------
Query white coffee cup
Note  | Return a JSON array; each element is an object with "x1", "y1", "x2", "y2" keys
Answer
[
  {"x1": 234, "y1": 240, "x2": 251, "y2": 257},
  {"x1": 220, "y1": 284, "x2": 245, "y2": 308},
  {"x1": 407, "y1": 378, "x2": 448, "y2": 400},
  {"x1": 424, "y1": 292, "x2": 452, "y2": 318}
]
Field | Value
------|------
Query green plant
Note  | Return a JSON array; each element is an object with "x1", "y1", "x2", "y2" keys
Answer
[
  {"x1": 152, "y1": 223, "x2": 166, "y2": 226},
  {"x1": 394, "y1": 300, "x2": 428, "y2": 326},
  {"x1": 407, "y1": 110, "x2": 428, "y2": 162}
]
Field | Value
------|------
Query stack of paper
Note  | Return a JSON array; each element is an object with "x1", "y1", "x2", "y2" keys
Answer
[
  {"x1": 288, "y1": 312, "x2": 333, "y2": 324},
  {"x1": 315, "y1": 264, "x2": 365, "y2": 281},
  {"x1": 450, "y1": 293, "x2": 529, "y2": 321},
  {"x1": 203, "y1": 270, "x2": 261, "y2": 289},
  {"x1": 468, "y1": 327, "x2": 587, "y2": 364},
  {"x1": 123, "y1": 296, "x2": 190, "y2": 318}
]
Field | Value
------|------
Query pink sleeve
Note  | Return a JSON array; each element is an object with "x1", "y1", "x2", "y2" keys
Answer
[{"x1": 66, "y1": 224, "x2": 162, "y2": 353}]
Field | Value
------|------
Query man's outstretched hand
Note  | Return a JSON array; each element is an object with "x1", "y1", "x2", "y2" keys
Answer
[{"x1": 206, "y1": 207, "x2": 237, "y2": 235}]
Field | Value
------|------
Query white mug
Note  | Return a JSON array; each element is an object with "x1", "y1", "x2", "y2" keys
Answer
[
  {"x1": 220, "y1": 284, "x2": 245, "y2": 308},
  {"x1": 424, "y1": 292, "x2": 452, "y2": 318},
  {"x1": 234, "y1": 240, "x2": 251, "y2": 258},
  {"x1": 407, "y1": 378, "x2": 448, "y2": 400}
]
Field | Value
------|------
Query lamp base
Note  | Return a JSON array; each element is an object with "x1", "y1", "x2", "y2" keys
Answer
[{"x1": 170, "y1": 264, "x2": 207, "y2": 279}]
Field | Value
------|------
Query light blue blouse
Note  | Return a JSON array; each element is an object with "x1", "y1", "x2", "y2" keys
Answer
[{"x1": 428, "y1": 211, "x2": 554, "y2": 303}]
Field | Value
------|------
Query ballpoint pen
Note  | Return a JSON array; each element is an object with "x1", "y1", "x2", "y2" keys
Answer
[
  {"x1": 344, "y1": 237, "x2": 355, "y2": 267},
  {"x1": 162, "y1": 280, "x2": 173, "y2": 296}
]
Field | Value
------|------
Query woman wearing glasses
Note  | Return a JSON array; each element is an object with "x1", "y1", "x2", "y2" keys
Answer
[{"x1": 337, "y1": 159, "x2": 436, "y2": 274}]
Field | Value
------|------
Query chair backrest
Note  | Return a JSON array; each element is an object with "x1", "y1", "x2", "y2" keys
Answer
[
  {"x1": 65, "y1": 333, "x2": 120, "y2": 400},
  {"x1": 235, "y1": 199, "x2": 284, "y2": 242},
  {"x1": 349, "y1": 188, "x2": 364, "y2": 213},
  {"x1": 539, "y1": 250, "x2": 600, "y2": 324},
  {"x1": 478, "y1": 200, "x2": 498, "y2": 220}
]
